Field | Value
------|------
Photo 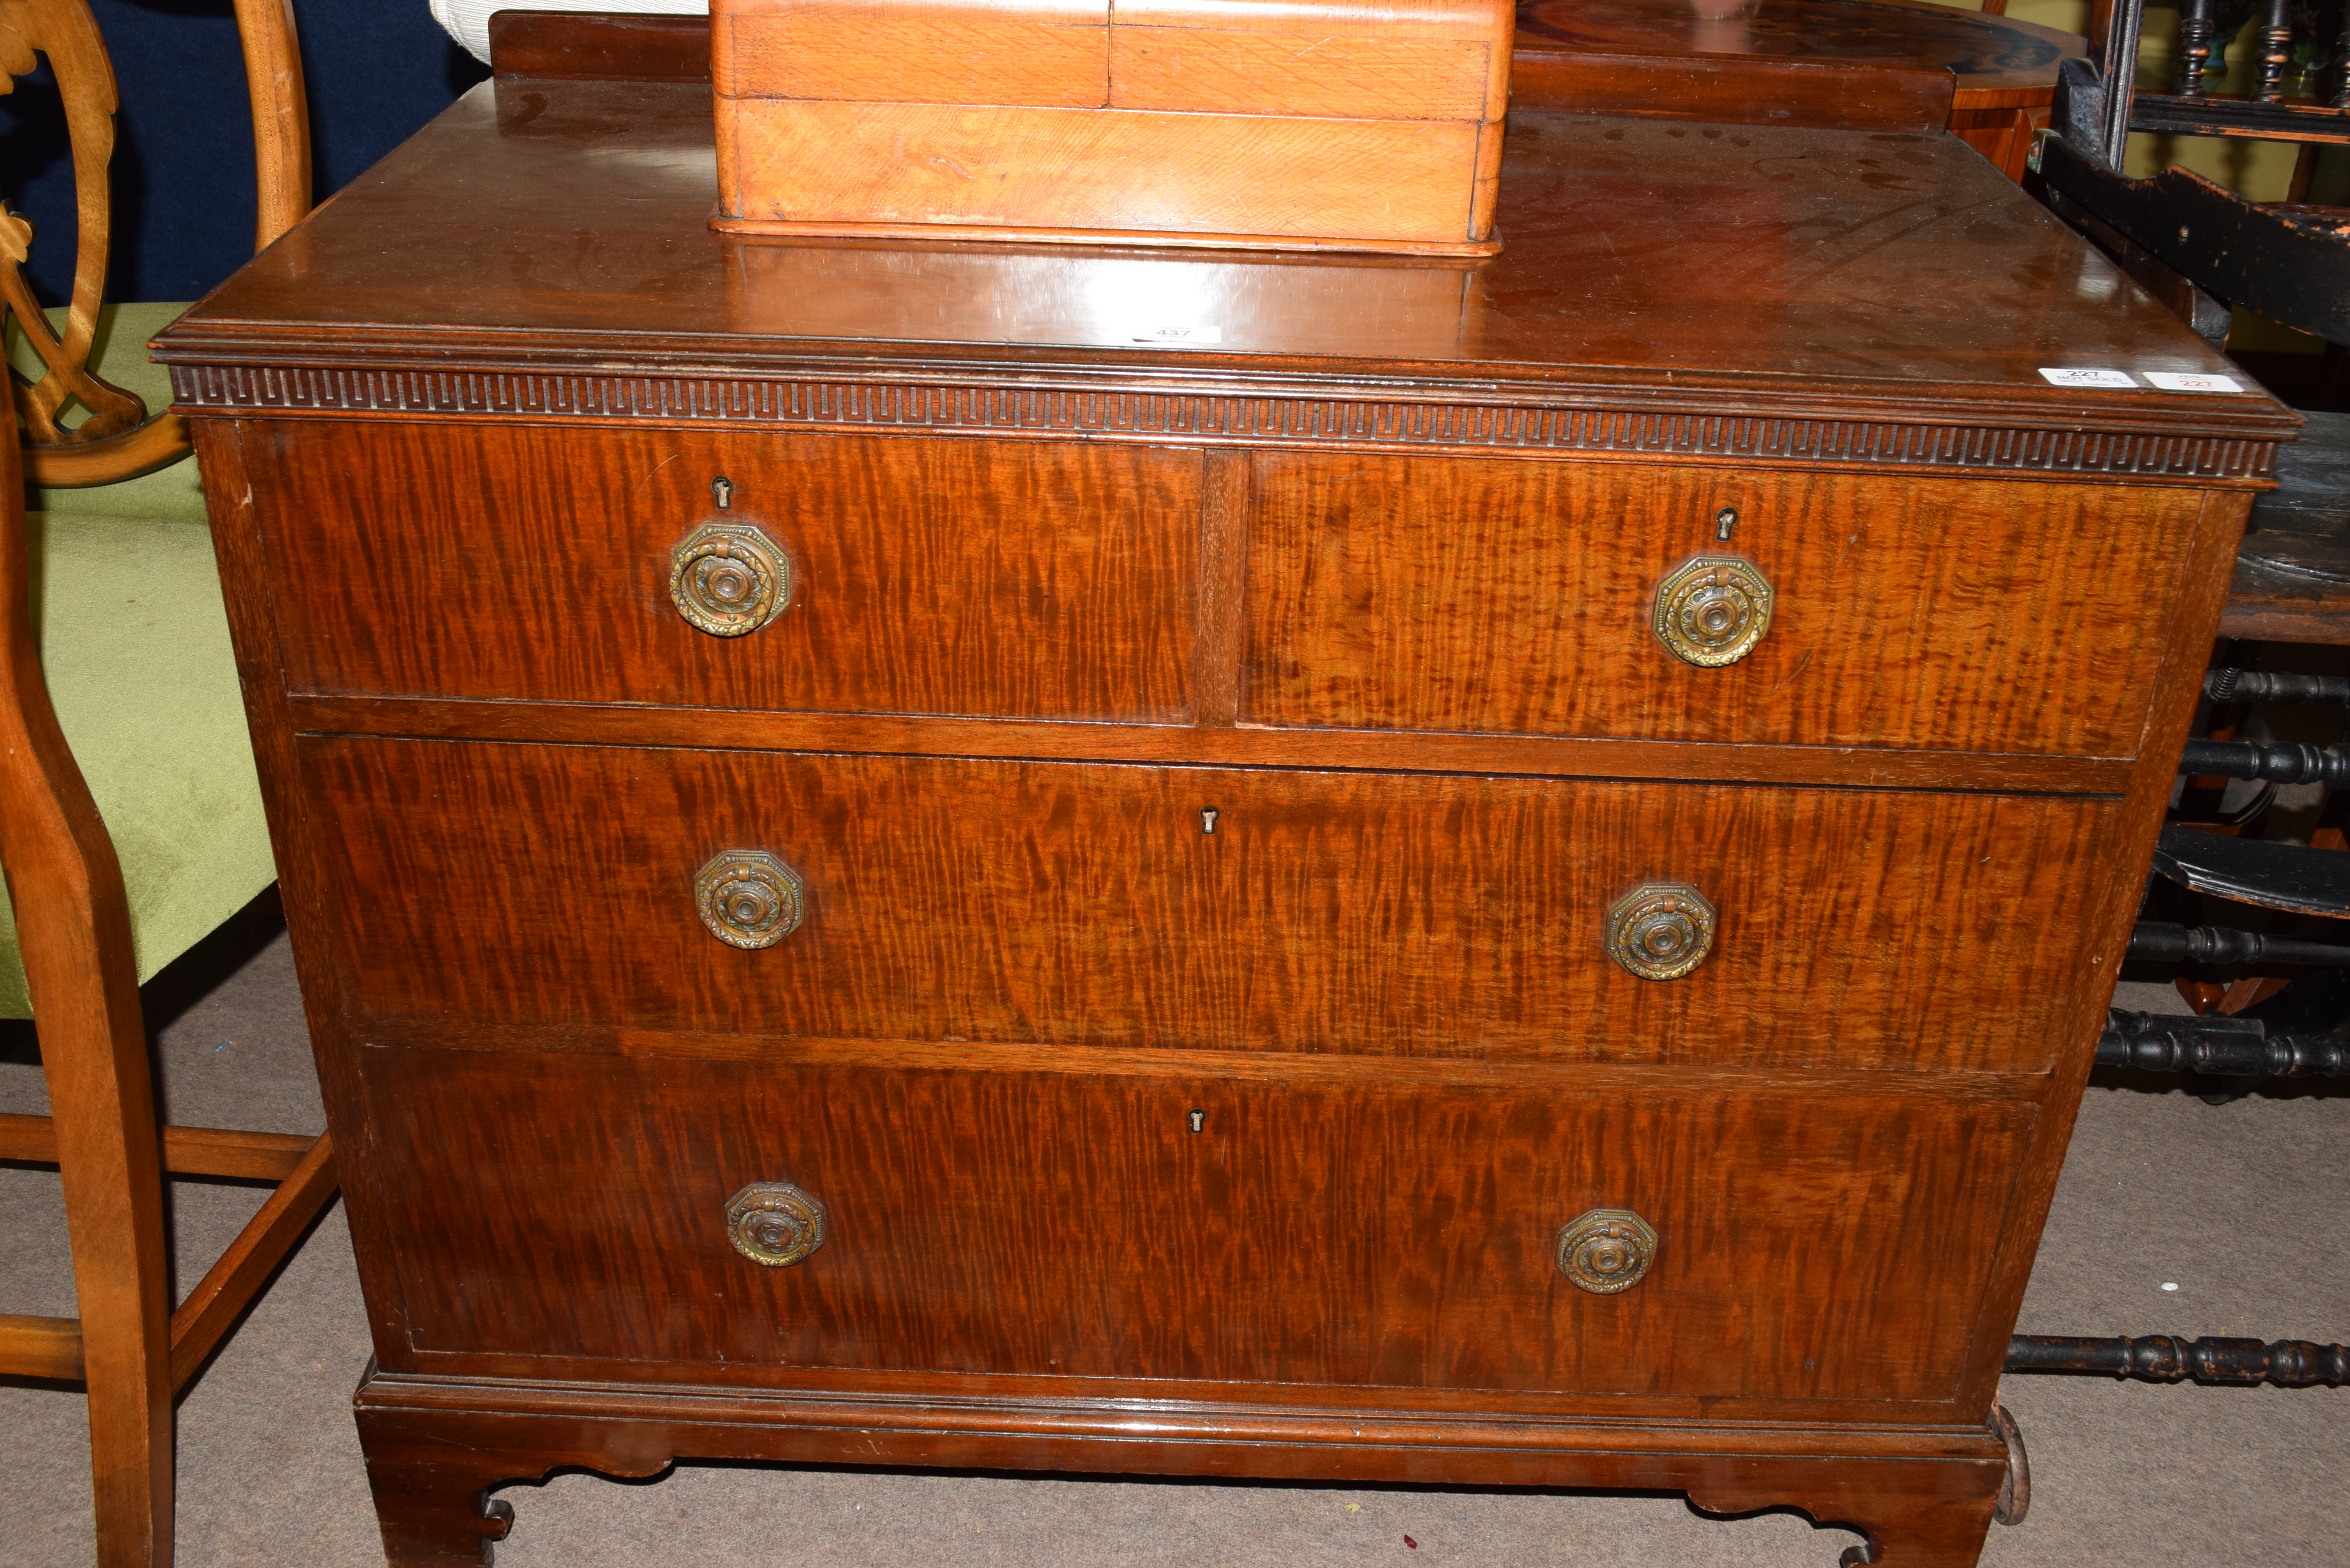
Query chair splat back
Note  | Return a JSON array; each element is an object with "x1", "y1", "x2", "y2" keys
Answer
[
  {"x1": 0, "y1": 0, "x2": 310, "y2": 488},
  {"x1": 0, "y1": 1, "x2": 152, "y2": 459}
]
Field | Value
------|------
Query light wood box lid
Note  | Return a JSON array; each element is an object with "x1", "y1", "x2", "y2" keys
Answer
[{"x1": 712, "y1": 0, "x2": 1514, "y2": 122}]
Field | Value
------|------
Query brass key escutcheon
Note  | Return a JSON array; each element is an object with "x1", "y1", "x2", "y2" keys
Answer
[
  {"x1": 670, "y1": 521, "x2": 793, "y2": 637},
  {"x1": 1653, "y1": 554, "x2": 1772, "y2": 667}
]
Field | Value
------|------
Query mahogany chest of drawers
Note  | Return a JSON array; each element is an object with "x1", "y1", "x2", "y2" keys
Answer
[{"x1": 155, "y1": 61, "x2": 2297, "y2": 1568}]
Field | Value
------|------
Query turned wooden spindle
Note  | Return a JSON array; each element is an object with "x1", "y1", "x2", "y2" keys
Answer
[
  {"x1": 2008, "y1": 1334, "x2": 2350, "y2": 1388},
  {"x1": 2176, "y1": 0, "x2": 2215, "y2": 97},
  {"x1": 2254, "y1": 0, "x2": 2294, "y2": 101}
]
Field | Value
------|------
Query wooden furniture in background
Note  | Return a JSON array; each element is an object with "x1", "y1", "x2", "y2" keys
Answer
[
  {"x1": 710, "y1": 0, "x2": 1514, "y2": 254},
  {"x1": 0, "y1": 3, "x2": 334, "y2": 1565},
  {"x1": 2032, "y1": 0, "x2": 2350, "y2": 1062},
  {"x1": 154, "y1": 30, "x2": 2296, "y2": 1568},
  {"x1": 2036, "y1": 0, "x2": 2347, "y2": 640},
  {"x1": 1511, "y1": 0, "x2": 2084, "y2": 180},
  {"x1": 486, "y1": 7, "x2": 716, "y2": 80}
]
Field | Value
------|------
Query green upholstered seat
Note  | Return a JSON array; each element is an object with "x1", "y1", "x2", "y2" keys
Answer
[{"x1": 0, "y1": 301, "x2": 274, "y2": 1017}]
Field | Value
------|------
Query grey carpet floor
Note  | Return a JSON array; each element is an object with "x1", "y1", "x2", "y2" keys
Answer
[{"x1": 3, "y1": 912, "x2": 2344, "y2": 1567}]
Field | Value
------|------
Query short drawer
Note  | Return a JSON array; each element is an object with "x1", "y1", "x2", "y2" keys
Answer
[
  {"x1": 1246, "y1": 453, "x2": 2202, "y2": 756},
  {"x1": 361, "y1": 1045, "x2": 2031, "y2": 1410},
  {"x1": 249, "y1": 421, "x2": 1201, "y2": 722},
  {"x1": 304, "y1": 737, "x2": 2117, "y2": 1074}
]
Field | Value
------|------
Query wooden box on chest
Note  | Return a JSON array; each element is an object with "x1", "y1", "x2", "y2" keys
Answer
[
  {"x1": 156, "y1": 60, "x2": 2296, "y2": 1568},
  {"x1": 708, "y1": 0, "x2": 1513, "y2": 252}
]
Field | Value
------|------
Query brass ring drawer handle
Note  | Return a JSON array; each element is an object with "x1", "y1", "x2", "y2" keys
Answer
[
  {"x1": 725, "y1": 1181, "x2": 827, "y2": 1267},
  {"x1": 1557, "y1": 1208, "x2": 1657, "y2": 1294},
  {"x1": 670, "y1": 521, "x2": 793, "y2": 636},
  {"x1": 695, "y1": 849, "x2": 805, "y2": 949},
  {"x1": 1653, "y1": 554, "x2": 1772, "y2": 666},
  {"x1": 1606, "y1": 882, "x2": 1716, "y2": 981}
]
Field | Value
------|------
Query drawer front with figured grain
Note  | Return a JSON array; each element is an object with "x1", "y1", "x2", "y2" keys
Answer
[
  {"x1": 303, "y1": 736, "x2": 2119, "y2": 1073},
  {"x1": 1245, "y1": 452, "x2": 2202, "y2": 756},
  {"x1": 250, "y1": 421, "x2": 1201, "y2": 722},
  {"x1": 362, "y1": 1045, "x2": 2031, "y2": 1409}
]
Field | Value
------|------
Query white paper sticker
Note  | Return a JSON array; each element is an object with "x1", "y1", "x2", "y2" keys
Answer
[
  {"x1": 2145, "y1": 371, "x2": 2245, "y2": 394},
  {"x1": 2038, "y1": 367, "x2": 2139, "y2": 389},
  {"x1": 1133, "y1": 325, "x2": 1223, "y2": 346}
]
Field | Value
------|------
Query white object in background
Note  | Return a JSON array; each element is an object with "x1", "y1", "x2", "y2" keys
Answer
[{"x1": 429, "y1": 0, "x2": 707, "y2": 64}]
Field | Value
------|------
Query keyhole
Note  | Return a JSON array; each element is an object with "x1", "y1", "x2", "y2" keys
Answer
[
  {"x1": 1714, "y1": 506, "x2": 1737, "y2": 541},
  {"x1": 713, "y1": 476, "x2": 735, "y2": 510},
  {"x1": 1201, "y1": 808, "x2": 1219, "y2": 835},
  {"x1": 1187, "y1": 1109, "x2": 1206, "y2": 1133}
]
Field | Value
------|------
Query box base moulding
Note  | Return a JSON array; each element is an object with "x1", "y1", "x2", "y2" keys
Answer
[{"x1": 707, "y1": 212, "x2": 1506, "y2": 258}]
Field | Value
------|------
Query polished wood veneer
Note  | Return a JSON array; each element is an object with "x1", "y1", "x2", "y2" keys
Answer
[
  {"x1": 361, "y1": 1046, "x2": 2032, "y2": 1405},
  {"x1": 251, "y1": 416, "x2": 2199, "y2": 754},
  {"x1": 160, "y1": 62, "x2": 2298, "y2": 1568},
  {"x1": 254, "y1": 422, "x2": 1200, "y2": 721},
  {"x1": 1246, "y1": 455, "x2": 2199, "y2": 753},
  {"x1": 305, "y1": 737, "x2": 2115, "y2": 1072}
]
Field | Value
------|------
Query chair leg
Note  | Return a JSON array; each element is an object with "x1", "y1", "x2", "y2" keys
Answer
[
  {"x1": 0, "y1": 398, "x2": 175, "y2": 1559},
  {"x1": 30, "y1": 852, "x2": 175, "y2": 1566},
  {"x1": 52, "y1": 1052, "x2": 175, "y2": 1568}
]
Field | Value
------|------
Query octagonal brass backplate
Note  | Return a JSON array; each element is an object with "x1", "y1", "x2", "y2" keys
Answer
[
  {"x1": 1605, "y1": 882, "x2": 1717, "y2": 981},
  {"x1": 1556, "y1": 1208, "x2": 1657, "y2": 1295},
  {"x1": 669, "y1": 521, "x2": 793, "y2": 637},
  {"x1": 694, "y1": 849, "x2": 805, "y2": 950},
  {"x1": 1652, "y1": 554, "x2": 1772, "y2": 667},
  {"x1": 725, "y1": 1181, "x2": 827, "y2": 1267}
]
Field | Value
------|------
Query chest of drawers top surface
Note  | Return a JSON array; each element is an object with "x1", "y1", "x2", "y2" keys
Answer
[{"x1": 155, "y1": 76, "x2": 2289, "y2": 475}]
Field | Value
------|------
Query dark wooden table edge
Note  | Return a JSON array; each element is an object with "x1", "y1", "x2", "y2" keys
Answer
[
  {"x1": 147, "y1": 320, "x2": 2305, "y2": 447},
  {"x1": 155, "y1": 367, "x2": 2296, "y2": 494}
]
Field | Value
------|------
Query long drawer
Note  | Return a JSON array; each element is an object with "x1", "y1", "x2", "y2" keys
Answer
[
  {"x1": 303, "y1": 736, "x2": 2118, "y2": 1073},
  {"x1": 360, "y1": 1044, "x2": 2032, "y2": 1408}
]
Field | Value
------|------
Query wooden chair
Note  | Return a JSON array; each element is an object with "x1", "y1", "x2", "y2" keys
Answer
[{"x1": 0, "y1": 3, "x2": 335, "y2": 1565}]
